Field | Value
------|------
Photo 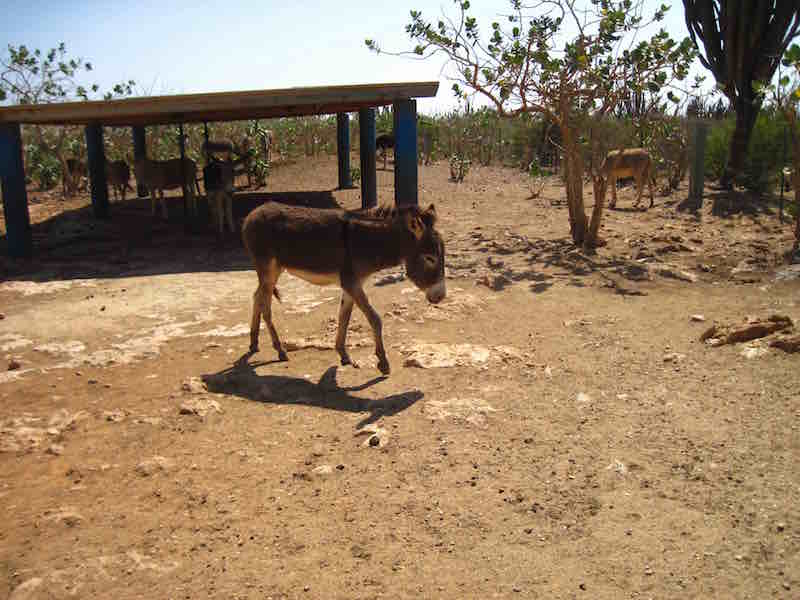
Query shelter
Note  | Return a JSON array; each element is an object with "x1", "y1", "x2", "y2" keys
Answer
[{"x1": 0, "y1": 81, "x2": 439, "y2": 257}]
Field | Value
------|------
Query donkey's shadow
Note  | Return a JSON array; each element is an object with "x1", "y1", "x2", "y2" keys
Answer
[{"x1": 202, "y1": 354, "x2": 423, "y2": 428}]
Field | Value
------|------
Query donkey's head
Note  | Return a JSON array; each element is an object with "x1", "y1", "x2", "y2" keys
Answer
[{"x1": 402, "y1": 204, "x2": 446, "y2": 304}]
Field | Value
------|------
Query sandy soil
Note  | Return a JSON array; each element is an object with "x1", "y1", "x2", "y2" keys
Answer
[{"x1": 1, "y1": 156, "x2": 799, "y2": 599}]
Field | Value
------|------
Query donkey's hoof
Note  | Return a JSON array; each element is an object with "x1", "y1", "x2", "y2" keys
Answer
[
  {"x1": 341, "y1": 356, "x2": 360, "y2": 369},
  {"x1": 377, "y1": 359, "x2": 391, "y2": 375}
]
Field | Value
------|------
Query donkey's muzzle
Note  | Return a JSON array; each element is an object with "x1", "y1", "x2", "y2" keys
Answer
[{"x1": 426, "y1": 280, "x2": 446, "y2": 304}]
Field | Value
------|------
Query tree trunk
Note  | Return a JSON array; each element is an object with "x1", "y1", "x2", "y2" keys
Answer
[
  {"x1": 722, "y1": 90, "x2": 760, "y2": 188},
  {"x1": 586, "y1": 176, "x2": 608, "y2": 248},
  {"x1": 563, "y1": 145, "x2": 588, "y2": 246}
]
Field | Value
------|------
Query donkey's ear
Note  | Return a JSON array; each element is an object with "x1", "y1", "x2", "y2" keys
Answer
[{"x1": 404, "y1": 210, "x2": 425, "y2": 240}]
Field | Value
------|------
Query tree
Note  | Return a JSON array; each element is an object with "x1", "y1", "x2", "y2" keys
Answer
[
  {"x1": 683, "y1": 1, "x2": 800, "y2": 188},
  {"x1": 367, "y1": 0, "x2": 695, "y2": 248},
  {"x1": 0, "y1": 43, "x2": 134, "y2": 196}
]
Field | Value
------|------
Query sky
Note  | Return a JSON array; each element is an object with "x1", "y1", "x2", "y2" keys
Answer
[{"x1": 1, "y1": 0, "x2": 707, "y2": 115}]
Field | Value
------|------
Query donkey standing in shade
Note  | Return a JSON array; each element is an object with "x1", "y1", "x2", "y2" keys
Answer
[{"x1": 242, "y1": 202, "x2": 446, "y2": 375}]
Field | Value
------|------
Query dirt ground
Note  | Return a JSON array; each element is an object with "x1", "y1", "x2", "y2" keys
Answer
[{"x1": 1, "y1": 156, "x2": 799, "y2": 599}]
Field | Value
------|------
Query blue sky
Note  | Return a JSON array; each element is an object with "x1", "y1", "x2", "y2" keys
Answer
[{"x1": 2, "y1": 0, "x2": 705, "y2": 114}]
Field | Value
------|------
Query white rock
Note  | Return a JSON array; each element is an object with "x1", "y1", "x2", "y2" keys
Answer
[
  {"x1": 9, "y1": 577, "x2": 43, "y2": 600},
  {"x1": 690, "y1": 314, "x2": 706, "y2": 322},
  {"x1": 312, "y1": 465, "x2": 334, "y2": 476},
  {"x1": 135, "y1": 456, "x2": 174, "y2": 476}
]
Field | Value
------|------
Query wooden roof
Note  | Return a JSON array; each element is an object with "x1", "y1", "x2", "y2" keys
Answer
[{"x1": 0, "y1": 81, "x2": 440, "y2": 127}]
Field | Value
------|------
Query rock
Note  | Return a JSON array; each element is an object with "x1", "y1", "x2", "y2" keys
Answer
[
  {"x1": 46, "y1": 443, "x2": 64, "y2": 456},
  {"x1": 740, "y1": 345, "x2": 769, "y2": 360},
  {"x1": 690, "y1": 314, "x2": 706, "y2": 322},
  {"x1": 9, "y1": 577, "x2": 43, "y2": 600},
  {"x1": 0, "y1": 313, "x2": 4, "y2": 320},
  {"x1": 356, "y1": 424, "x2": 390, "y2": 448},
  {"x1": 135, "y1": 456, "x2": 173, "y2": 476},
  {"x1": 179, "y1": 398, "x2": 222, "y2": 417},
  {"x1": 776, "y1": 522, "x2": 786, "y2": 532},
  {"x1": 181, "y1": 377, "x2": 207, "y2": 394},
  {"x1": 8, "y1": 359, "x2": 21, "y2": 371},
  {"x1": 663, "y1": 352, "x2": 684, "y2": 363},
  {"x1": 104, "y1": 409, "x2": 127, "y2": 423},
  {"x1": 401, "y1": 342, "x2": 492, "y2": 369},
  {"x1": 655, "y1": 264, "x2": 697, "y2": 283},
  {"x1": 702, "y1": 315, "x2": 794, "y2": 346},
  {"x1": 576, "y1": 392, "x2": 592, "y2": 403},
  {"x1": 312, "y1": 465, "x2": 334, "y2": 476},
  {"x1": 544, "y1": 366, "x2": 553, "y2": 378},
  {"x1": 770, "y1": 335, "x2": 800, "y2": 353}
]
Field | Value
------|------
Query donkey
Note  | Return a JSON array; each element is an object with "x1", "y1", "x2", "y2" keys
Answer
[
  {"x1": 105, "y1": 159, "x2": 132, "y2": 202},
  {"x1": 242, "y1": 202, "x2": 446, "y2": 374},
  {"x1": 62, "y1": 158, "x2": 87, "y2": 197},
  {"x1": 134, "y1": 157, "x2": 198, "y2": 219},
  {"x1": 376, "y1": 133, "x2": 395, "y2": 169},
  {"x1": 601, "y1": 148, "x2": 656, "y2": 209}
]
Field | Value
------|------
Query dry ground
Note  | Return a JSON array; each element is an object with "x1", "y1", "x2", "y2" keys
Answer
[{"x1": 1, "y1": 156, "x2": 799, "y2": 599}]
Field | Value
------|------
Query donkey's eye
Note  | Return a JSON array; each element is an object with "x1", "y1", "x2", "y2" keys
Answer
[{"x1": 422, "y1": 254, "x2": 438, "y2": 268}]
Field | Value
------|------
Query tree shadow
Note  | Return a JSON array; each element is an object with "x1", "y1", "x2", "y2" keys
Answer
[{"x1": 202, "y1": 354, "x2": 423, "y2": 429}]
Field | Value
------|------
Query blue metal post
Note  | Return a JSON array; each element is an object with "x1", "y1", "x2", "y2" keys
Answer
[
  {"x1": 0, "y1": 122, "x2": 33, "y2": 257},
  {"x1": 85, "y1": 124, "x2": 109, "y2": 219},
  {"x1": 337, "y1": 113, "x2": 352, "y2": 189},
  {"x1": 359, "y1": 108, "x2": 377, "y2": 209},
  {"x1": 132, "y1": 126, "x2": 147, "y2": 197},
  {"x1": 393, "y1": 99, "x2": 418, "y2": 206}
]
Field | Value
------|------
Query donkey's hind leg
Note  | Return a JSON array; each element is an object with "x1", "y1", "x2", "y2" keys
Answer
[{"x1": 249, "y1": 259, "x2": 286, "y2": 360}]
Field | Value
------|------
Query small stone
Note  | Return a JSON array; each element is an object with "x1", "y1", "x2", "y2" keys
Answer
[
  {"x1": 576, "y1": 392, "x2": 591, "y2": 403},
  {"x1": 783, "y1": 582, "x2": 791, "y2": 591},
  {"x1": 544, "y1": 366, "x2": 553, "y2": 378},
  {"x1": 100, "y1": 306, "x2": 106, "y2": 312},
  {"x1": 368, "y1": 435, "x2": 380, "y2": 447},
  {"x1": 579, "y1": 583, "x2": 587, "y2": 591},
  {"x1": 734, "y1": 554, "x2": 744, "y2": 561},
  {"x1": 135, "y1": 456, "x2": 173, "y2": 476},
  {"x1": 644, "y1": 567, "x2": 654, "y2": 576},
  {"x1": 104, "y1": 410, "x2": 126, "y2": 423},
  {"x1": 47, "y1": 444, "x2": 64, "y2": 456},
  {"x1": 87, "y1": 379, "x2": 98, "y2": 385},
  {"x1": 336, "y1": 464, "x2": 345, "y2": 470},
  {"x1": 523, "y1": 437, "x2": 533, "y2": 444},
  {"x1": 663, "y1": 352, "x2": 684, "y2": 363},
  {"x1": 8, "y1": 359, "x2": 21, "y2": 371},
  {"x1": 179, "y1": 398, "x2": 222, "y2": 417},
  {"x1": 312, "y1": 465, "x2": 334, "y2": 476},
  {"x1": 181, "y1": 377, "x2": 207, "y2": 394},
  {"x1": 0, "y1": 313, "x2": 4, "y2": 320},
  {"x1": 690, "y1": 314, "x2": 706, "y2": 322},
  {"x1": 303, "y1": 585, "x2": 310, "y2": 592},
  {"x1": 777, "y1": 522, "x2": 786, "y2": 532}
]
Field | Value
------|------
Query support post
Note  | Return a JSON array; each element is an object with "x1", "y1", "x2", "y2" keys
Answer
[
  {"x1": 85, "y1": 123, "x2": 109, "y2": 219},
  {"x1": 337, "y1": 113, "x2": 352, "y2": 189},
  {"x1": 359, "y1": 108, "x2": 377, "y2": 209},
  {"x1": 132, "y1": 126, "x2": 147, "y2": 198},
  {"x1": 688, "y1": 114, "x2": 708, "y2": 210},
  {"x1": 0, "y1": 122, "x2": 33, "y2": 257},
  {"x1": 393, "y1": 99, "x2": 418, "y2": 206}
]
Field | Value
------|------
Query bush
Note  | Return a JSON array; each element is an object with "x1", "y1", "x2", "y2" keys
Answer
[
  {"x1": 705, "y1": 112, "x2": 793, "y2": 194},
  {"x1": 25, "y1": 143, "x2": 61, "y2": 190}
]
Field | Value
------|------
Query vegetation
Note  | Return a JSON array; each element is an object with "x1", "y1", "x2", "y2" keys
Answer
[
  {"x1": 0, "y1": 43, "x2": 134, "y2": 196},
  {"x1": 367, "y1": 0, "x2": 696, "y2": 248},
  {"x1": 683, "y1": 1, "x2": 800, "y2": 188}
]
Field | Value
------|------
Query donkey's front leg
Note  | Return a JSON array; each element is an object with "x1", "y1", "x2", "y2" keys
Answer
[
  {"x1": 349, "y1": 285, "x2": 389, "y2": 375},
  {"x1": 335, "y1": 291, "x2": 358, "y2": 368}
]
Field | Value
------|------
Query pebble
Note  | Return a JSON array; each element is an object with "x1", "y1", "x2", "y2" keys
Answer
[
  {"x1": 8, "y1": 359, "x2": 21, "y2": 371},
  {"x1": 0, "y1": 312, "x2": 5, "y2": 320},
  {"x1": 312, "y1": 465, "x2": 334, "y2": 476},
  {"x1": 46, "y1": 444, "x2": 65, "y2": 456},
  {"x1": 777, "y1": 522, "x2": 786, "y2": 532},
  {"x1": 690, "y1": 314, "x2": 706, "y2": 322},
  {"x1": 368, "y1": 435, "x2": 380, "y2": 447}
]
